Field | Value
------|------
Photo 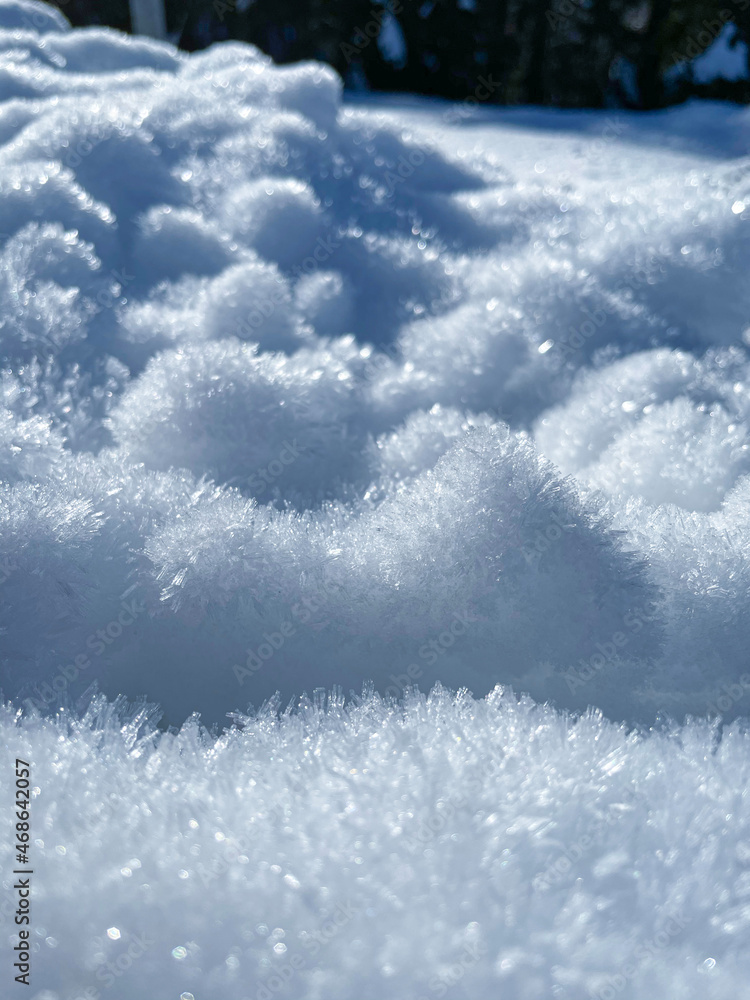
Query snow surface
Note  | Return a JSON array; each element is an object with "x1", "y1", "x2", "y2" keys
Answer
[
  {"x1": 693, "y1": 24, "x2": 749, "y2": 85},
  {"x1": 5, "y1": 690, "x2": 750, "y2": 1000},
  {"x1": 0, "y1": 9, "x2": 750, "y2": 723},
  {"x1": 2, "y1": 8, "x2": 750, "y2": 726},
  {"x1": 3, "y1": 3, "x2": 750, "y2": 995}
]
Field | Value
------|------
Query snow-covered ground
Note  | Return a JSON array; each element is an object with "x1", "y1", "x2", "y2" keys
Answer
[
  {"x1": 3, "y1": 1, "x2": 750, "y2": 997},
  {"x1": 6, "y1": 691, "x2": 750, "y2": 1000}
]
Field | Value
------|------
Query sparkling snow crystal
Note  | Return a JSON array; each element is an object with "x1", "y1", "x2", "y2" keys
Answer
[{"x1": 3, "y1": 3, "x2": 750, "y2": 996}]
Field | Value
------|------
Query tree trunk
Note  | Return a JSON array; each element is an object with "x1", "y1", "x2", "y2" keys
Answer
[
  {"x1": 635, "y1": 0, "x2": 671, "y2": 109},
  {"x1": 525, "y1": 1, "x2": 551, "y2": 105}
]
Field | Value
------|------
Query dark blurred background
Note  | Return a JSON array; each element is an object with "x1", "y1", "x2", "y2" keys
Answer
[{"x1": 49, "y1": 0, "x2": 750, "y2": 109}]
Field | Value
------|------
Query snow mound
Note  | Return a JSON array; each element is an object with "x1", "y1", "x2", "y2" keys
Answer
[
  {"x1": 0, "y1": 4, "x2": 750, "y2": 729},
  {"x1": 0, "y1": 0, "x2": 68, "y2": 34},
  {"x1": 108, "y1": 337, "x2": 367, "y2": 505}
]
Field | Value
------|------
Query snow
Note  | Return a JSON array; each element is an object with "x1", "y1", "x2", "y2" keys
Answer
[
  {"x1": 2, "y1": 4, "x2": 750, "y2": 994},
  {"x1": 693, "y1": 24, "x2": 749, "y2": 85},
  {"x1": 3, "y1": 690, "x2": 750, "y2": 1000},
  {"x1": 0, "y1": 5, "x2": 749, "y2": 726},
  {"x1": 2, "y1": 4, "x2": 750, "y2": 729},
  {"x1": 0, "y1": 0, "x2": 67, "y2": 34}
]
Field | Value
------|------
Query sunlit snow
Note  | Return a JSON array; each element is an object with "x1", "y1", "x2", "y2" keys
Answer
[{"x1": 2, "y1": 3, "x2": 750, "y2": 996}]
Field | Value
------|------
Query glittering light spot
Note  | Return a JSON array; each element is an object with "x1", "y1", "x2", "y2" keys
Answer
[
  {"x1": 273, "y1": 942, "x2": 287, "y2": 954},
  {"x1": 178, "y1": 869, "x2": 189, "y2": 879},
  {"x1": 538, "y1": 340, "x2": 554, "y2": 354},
  {"x1": 172, "y1": 946, "x2": 188, "y2": 960},
  {"x1": 107, "y1": 928, "x2": 120, "y2": 940},
  {"x1": 732, "y1": 201, "x2": 745, "y2": 215},
  {"x1": 180, "y1": 993, "x2": 195, "y2": 1000}
]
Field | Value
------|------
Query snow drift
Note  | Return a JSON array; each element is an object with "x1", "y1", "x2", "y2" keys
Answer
[{"x1": 1, "y1": 3, "x2": 750, "y2": 725}]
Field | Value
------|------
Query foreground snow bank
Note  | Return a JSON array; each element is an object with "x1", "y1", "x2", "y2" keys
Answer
[
  {"x1": 2, "y1": 689, "x2": 749, "y2": 1000},
  {"x1": 2, "y1": 2, "x2": 750, "y2": 724}
]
